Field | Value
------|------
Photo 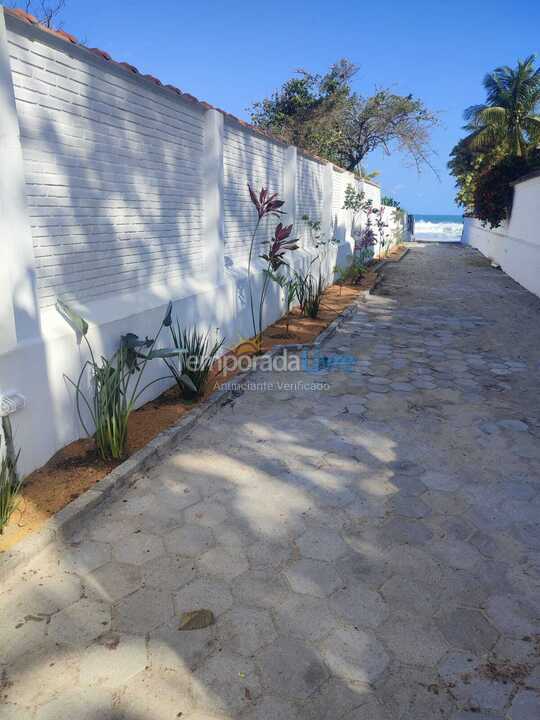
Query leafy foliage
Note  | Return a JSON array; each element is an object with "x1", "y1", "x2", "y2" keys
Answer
[
  {"x1": 335, "y1": 255, "x2": 367, "y2": 286},
  {"x1": 59, "y1": 300, "x2": 180, "y2": 460},
  {"x1": 248, "y1": 187, "x2": 299, "y2": 348},
  {"x1": 464, "y1": 55, "x2": 540, "y2": 157},
  {"x1": 343, "y1": 185, "x2": 372, "y2": 216},
  {"x1": 381, "y1": 195, "x2": 401, "y2": 208},
  {"x1": 250, "y1": 60, "x2": 438, "y2": 172},
  {"x1": 261, "y1": 223, "x2": 299, "y2": 271},
  {"x1": 250, "y1": 60, "x2": 355, "y2": 165},
  {"x1": 449, "y1": 55, "x2": 540, "y2": 222},
  {"x1": 291, "y1": 258, "x2": 318, "y2": 314},
  {"x1": 302, "y1": 273, "x2": 324, "y2": 319},
  {"x1": 246, "y1": 185, "x2": 286, "y2": 341},
  {"x1": 167, "y1": 321, "x2": 224, "y2": 399},
  {"x1": 473, "y1": 154, "x2": 540, "y2": 228}
]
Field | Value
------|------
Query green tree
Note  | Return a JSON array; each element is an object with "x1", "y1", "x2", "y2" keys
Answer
[
  {"x1": 447, "y1": 138, "x2": 504, "y2": 211},
  {"x1": 464, "y1": 55, "x2": 540, "y2": 157},
  {"x1": 250, "y1": 60, "x2": 439, "y2": 172},
  {"x1": 250, "y1": 59, "x2": 355, "y2": 165},
  {"x1": 340, "y1": 90, "x2": 439, "y2": 173}
]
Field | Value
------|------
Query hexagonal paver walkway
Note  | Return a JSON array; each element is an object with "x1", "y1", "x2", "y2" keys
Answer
[{"x1": 1, "y1": 244, "x2": 540, "y2": 719}]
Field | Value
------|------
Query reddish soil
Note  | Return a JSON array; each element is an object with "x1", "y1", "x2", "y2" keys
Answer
[
  {"x1": 0, "y1": 276, "x2": 376, "y2": 553},
  {"x1": 379, "y1": 244, "x2": 408, "y2": 263}
]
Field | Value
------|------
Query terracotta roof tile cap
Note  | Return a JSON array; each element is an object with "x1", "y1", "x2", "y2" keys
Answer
[
  {"x1": 56, "y1": 29, "x2": 77, "y2": 43},
  {"x1": 8, "y1": 8, "x2": 39, "y2": 24},
  {"x1": 89, "y1": 47, "x2": 112, "y2": 61},
  {"x1": 144, "y1": 74, "x2": 162, "y2": 85},
  {"x1": 119, "y1": 62, "x2": 139, "y2": 74}
]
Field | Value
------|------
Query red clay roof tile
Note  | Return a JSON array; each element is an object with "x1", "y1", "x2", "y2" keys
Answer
[
  {"x1": 10, "y1": 8, "x2": 38, "y2": 23},
  {"x1": 56, "y1": 29, "x2": 77, "y2": 43},
  {"x1": 144, "y1": 74, "x2": 162, "y2": 85},
  {"x1": 118, "y1": 61, "x2": 139, "y2": 74},
  {"x1": 88, "y1": 48, "x2": 112, "y2": 61}
]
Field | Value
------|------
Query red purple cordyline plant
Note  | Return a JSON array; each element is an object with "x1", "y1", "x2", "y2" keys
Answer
[
  {"x1": 247, "y1": 185, "x2": 284, "y2": 339},
  {"x1": 258, "y1": 223, "x2": 299, "y2": 345}
]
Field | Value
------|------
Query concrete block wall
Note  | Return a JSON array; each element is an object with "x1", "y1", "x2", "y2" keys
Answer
[
  {"x1": 462, "y1": 173, "x2": 540, "y2": 299},
  {"x1": 0, "y1": 8, "x2": 381, "y2": 475}
]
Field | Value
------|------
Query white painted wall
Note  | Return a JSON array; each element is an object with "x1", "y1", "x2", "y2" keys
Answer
[
  {"x1": 379, "y1": 205, "x2": 406, "y2": 256},
  {"x1": 462, "y1": 173, "x2": 540, "y2": 298},
  {"x1": 0, "y1": 9, "x2": 380, "y2": 475},
  {"x1": 223, "y1": 121, "x2": 285, "y2": 264}
]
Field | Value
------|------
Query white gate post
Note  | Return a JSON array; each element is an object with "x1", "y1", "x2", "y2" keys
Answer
[{"x1": 0, "y1": 9, "x2": 40, "y2": 353}]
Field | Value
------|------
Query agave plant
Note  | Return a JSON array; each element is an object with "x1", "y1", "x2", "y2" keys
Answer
[
  {"x1": 0, "y1": 417, "x2": 22, "y2": 534},
  {"x1": 58, "y1": 300, "x2": 182, "y2": 461},
  {"x1": 166, "y1": 320, "x2": 224, "y2": 399}
]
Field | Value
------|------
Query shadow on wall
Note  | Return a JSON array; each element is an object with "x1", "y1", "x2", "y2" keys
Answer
[{"x1": 7, "y1": 42, "x2": 298, "y2": 473}]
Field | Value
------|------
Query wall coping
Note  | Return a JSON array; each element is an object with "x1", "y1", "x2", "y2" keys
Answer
[{"x1": 510, "y1": 169, "x2": 540, "y2": 186}]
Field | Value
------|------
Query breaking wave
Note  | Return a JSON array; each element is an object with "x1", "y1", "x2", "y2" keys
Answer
[{"x1": 414, "y1": 220, "x2": 463, "y2": 241}]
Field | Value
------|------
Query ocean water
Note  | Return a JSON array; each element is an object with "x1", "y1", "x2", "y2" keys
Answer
[{"x1": 413, "y1": 214, "x2": 463, "y2": 242}]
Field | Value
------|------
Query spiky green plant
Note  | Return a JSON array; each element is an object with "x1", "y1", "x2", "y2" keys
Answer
[
  {"x1": 167, "y1": 321, "x2": 224, "y2": 399},
  {"x1": 303, "y1": 273, "x2": 324, "y2": 319},
  {"x1": 0, "y1": 418, "x2": 22, "y2": 534},
  {"x1": 292, "y1": 257, "x2": 318, "y2": 314},
  {"x1": 267, "y1": 271, "x2": 298, "y2": 335},
  {"x1": 58, "y1": 300, "x2": 181, "y2": 461}
]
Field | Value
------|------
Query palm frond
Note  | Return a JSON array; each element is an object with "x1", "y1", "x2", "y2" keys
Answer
[
  {"x1": 463, "y1": 103, "x2": 488, "y2": 123},
  {"x1": 467, "y1": 125, "x2": 502, "y2": 151},
  {"x1": 477, "y1": 106, "x2": 507, "y2": 126}
]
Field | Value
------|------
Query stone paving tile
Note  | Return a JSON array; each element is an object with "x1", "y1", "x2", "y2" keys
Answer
[{"x1": 2, "y1": 245, "x2": 540, "y2": 718}]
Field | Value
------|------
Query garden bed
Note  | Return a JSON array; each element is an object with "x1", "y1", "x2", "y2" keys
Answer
[
  {"x1": 0, "y1": 276, "x2": 377, "y2": 553},
  {"x1": 379, "y1": 244, "x2": 408, "y2": 263}
]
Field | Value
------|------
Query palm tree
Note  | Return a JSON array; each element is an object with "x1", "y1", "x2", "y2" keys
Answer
[{"x1": 464, "y1": 55, "x2": 540, "y2": 156}]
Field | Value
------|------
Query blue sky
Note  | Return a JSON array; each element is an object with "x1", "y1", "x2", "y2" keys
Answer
[{"x1": 56, "y1": 0, "x2": 540, "y2": 214}]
